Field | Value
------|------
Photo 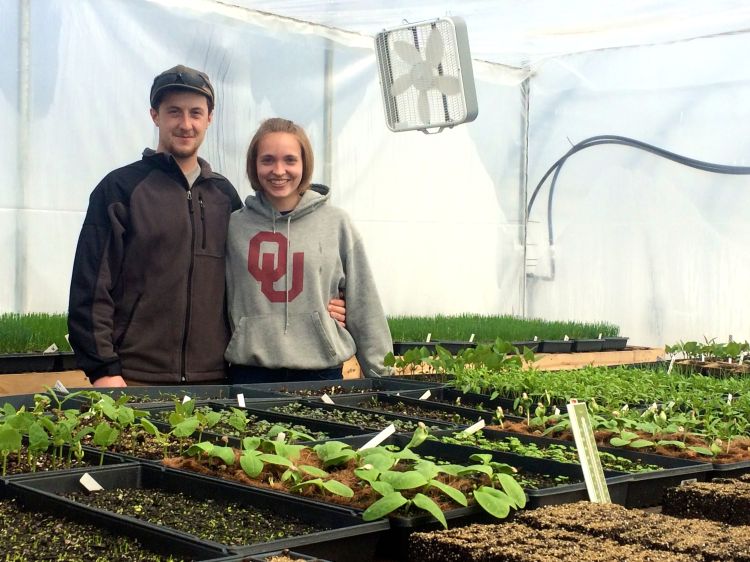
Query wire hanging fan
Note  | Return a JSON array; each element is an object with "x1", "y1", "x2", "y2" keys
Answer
[{"x1": 375, "y1": 17, "x2": 478, "y2": 133}]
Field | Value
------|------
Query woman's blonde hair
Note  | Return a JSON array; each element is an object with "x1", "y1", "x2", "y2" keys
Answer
[{"x1": 246, "y1": 118, "x2": 314, "y2": 193}]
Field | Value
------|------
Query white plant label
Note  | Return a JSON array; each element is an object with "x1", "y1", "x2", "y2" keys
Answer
[
  {"x1": 321, "y1": 393, "x2": 335, "y2": 404},
  {"x1": 462, "y1": 419, "x2": 485, "y2": 435},
  {"x1": 667, "y1": 356, "x2": 677, "y2": 374},
  {"x1": 598, "y1": 333, "x2": 603, "y2": 340},
  {"x1": 418, "y1": 390, "x2": 431, "y2": 400},
  {"x1": 358, "y1": 424, "x2": 396, "y2": 451},
  {"x1": 563, "y1": 335, "x2": 570, "y2": 341},
  {"x1": 426, "y1": 333, "x2": 432, "y2": 342},
  {"x1": 54, "y1": 380, "x2": 69, "y2": 394},
  {"x1": 567, "y1": 399, "x2": 611, "y2": 504},
  {"x1": 276, "y1": 431, "x2": 286, "y2": 442},
  {"x1": 728, "y1": 394, "x2": 733, "y2": 404},
  {"x1": 44, "y1": 343, "x2": 58, "y2": 354},
  {"x1": 236, "y1": 393, "x2": 246, "y2": 408},
  {"x1": 64, "y1": 334, "x2": 71, "y2": 346},
  {"x1": 469, "y1": 333, "x2": 475, "y2": 342},
  {"x1": 182, "y1": 395, "x2": 191, "y2": 404},
  {"x1": 533, "y1": 336, "x2": 538, "y2": 342},
  {"x1": 79, "y1": 473, "x2": 104, "y2": 492}
]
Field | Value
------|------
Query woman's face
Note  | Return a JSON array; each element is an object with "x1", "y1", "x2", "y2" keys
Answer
[{"x1": 256, "y1": 131, "x2": 304, "y2": 212}]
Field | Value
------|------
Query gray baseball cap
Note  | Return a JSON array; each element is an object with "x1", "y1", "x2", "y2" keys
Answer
[{"x1": 150, "y1": 65, "x2": 214, "y2": 109}]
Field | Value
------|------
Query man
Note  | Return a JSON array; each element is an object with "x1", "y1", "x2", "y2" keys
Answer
[{"x1": 68, "y1": 65, "x2": 344, "y2": 387}]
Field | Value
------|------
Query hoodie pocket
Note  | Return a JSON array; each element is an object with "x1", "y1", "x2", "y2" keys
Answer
[{"x1": 225, "y1": 312, "x2": 354, "y2": 369}]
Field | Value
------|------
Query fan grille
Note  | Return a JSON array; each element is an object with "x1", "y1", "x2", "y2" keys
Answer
[{"x1": 375, "y1": 18, "x2": 476, "y2": 132}]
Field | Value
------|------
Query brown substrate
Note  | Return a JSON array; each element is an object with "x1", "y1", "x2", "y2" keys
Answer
[
  {"x1": 410, "y1": 502, "x2": 750, "y2": 562},
  {"x1": 487, "y1": 421, "x2": 750, "y2": 463},
  {"x1": 662, "y1": 476, "x2": 750, "y2": 525}
]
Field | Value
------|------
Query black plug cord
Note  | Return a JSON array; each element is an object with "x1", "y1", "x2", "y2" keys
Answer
[{"x1": 527, "y1": 134, "x2": 750, "y2": 247}]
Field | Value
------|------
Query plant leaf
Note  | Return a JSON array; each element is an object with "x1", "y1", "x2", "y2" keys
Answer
[
  {"x1": 379, "y1": 470, "x2": 429, "y2": 490},
  {"x1": 322, "y1": 479, "x2": 354, "y2": 498},
  {"x1": 473, "y1": 486, "x2": 512, "y2": 519},
  {"x1": 412, "y1": 493, "x2": 448, "y2": 529},
  {"x1": 240, "y1": 452, "x2": 264, "y2": 477},
  {"x1": 495, "y1": 473, "x2": 526, "y2": 508},
  {"x1": 362, "y1": 492, "x2": 408, "y2": 521},
  {"x1": 429, "y1": 479, "x2": 468, "y2": 506}
]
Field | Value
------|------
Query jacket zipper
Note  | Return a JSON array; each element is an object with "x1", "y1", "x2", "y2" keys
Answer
[
  {"x1": 199, "y1": 195, "x2": 206, "y2": 250},
  {"x1": 181, "y1": 189, "x2": 196, "y2": 382}
]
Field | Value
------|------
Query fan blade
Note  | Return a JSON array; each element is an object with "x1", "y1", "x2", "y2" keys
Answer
[
  {"x1": 391, "y1": 74, "x2": 413, "y2": 96},
  {"x1": 418, "y1": 90, "x2": 431, "y2": 124},
  {"x1": 425, "y1": 28, "x2": 444, "y2": 67},
  {"x1": 393, "y1": 40, "x2": 422, "y2": 65},
  {"x1": 434, "y1": 75, "x2": 461, "y2": 95}
]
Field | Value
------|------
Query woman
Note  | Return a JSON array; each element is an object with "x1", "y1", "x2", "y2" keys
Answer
[{"x1": 225, "y1": 118, "x2": 392, "y2": 383}]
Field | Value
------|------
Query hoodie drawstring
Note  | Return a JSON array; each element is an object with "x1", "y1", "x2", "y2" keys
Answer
[{"x1": 284, "y1": 214, "x2": 291, "y2": 334}]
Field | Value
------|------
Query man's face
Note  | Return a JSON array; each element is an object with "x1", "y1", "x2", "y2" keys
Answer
[{"x1": 150, "y1": 90, "x2": 212, "y2": 161}]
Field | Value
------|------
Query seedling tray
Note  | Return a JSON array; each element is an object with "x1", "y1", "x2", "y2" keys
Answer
[
  {"x1": 235, "y1": 377, "x2": 446, "y2": 397},
  {"x1": 511, "y1": 340, "x2": 540, "y2": 353},
  {"x1": 5, "y1": 462, "x2": 228, "y2": 559},
  {"x1": 245, "y1": 551, "x2": 334, "y2": 562},
  {"x1": 143, "y1": 401, "x2": 376, "y2": 444},
  {"x1": 572, "y1": 339, "x2": 605, "y2": 352},
  {"x1": 243, "y1": 398, "x2": 457, "y2": 432},
  {"x1": 423, "y1": 387, "x2": 516, "y2": 412},
  {"x1": 331, "y1": 433, "x2": 630, "y2": 510},
  {"x1": 9, "y1": 462, "x2": 389, "y2": 559},
  {"x1": 322, "y1": 392, "x2": 495, "y2": 428},
  {"x1": 67, "y1": 384, "x2": 281, "y2": 407},
  {"x1": 537, "y1": 340, "x2": 574, "y2": 354},
  {"x1": 440, "y1": 427, "x2": 712, "y2": 508},
  {"x1": 708, "y1": 459, "x2": 750, "y2": 480},
  {"x1": 602, "y1": 336, "x2": 629, "y2": 350}
]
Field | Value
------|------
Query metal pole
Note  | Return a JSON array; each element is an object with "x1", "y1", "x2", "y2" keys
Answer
[
  {"x1": 322, "y1": 39, "x2": 334, "y2": 188},
  {"x1": 519, "y1": 74, "x2": 530, "y2": 318},
  {"x1": 16, "y1": 0, "x2": 31, "y2": 313}
]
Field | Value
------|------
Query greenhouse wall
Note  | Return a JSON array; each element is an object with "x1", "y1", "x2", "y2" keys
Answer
[{"x1": 2, "y1": 0, "x2": 748, "y2": 347}]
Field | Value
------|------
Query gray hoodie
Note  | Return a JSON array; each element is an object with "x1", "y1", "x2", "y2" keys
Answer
[{"x1": 224, "y1": 185, "x2": 392, "y2": 377}]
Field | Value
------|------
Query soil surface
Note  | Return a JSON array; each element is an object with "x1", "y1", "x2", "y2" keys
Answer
[
  {"x1": 0, "y1": 497, "x2": 186, "y2": 561},
  {"x1": 410, "y1": 501, "x2": 750, "y2": 561},
  {"x1": 353, "y1": 397, "x2": 477, "y2": 425},
  {"x1": 64, "y1": 488, "x2": 324, "y2": 546},
  {"x1": 0, "y1": 443, "x2": 105, "y2": 476},
  {"x1": 662, "y1": 475, "x2": 750, "y2": 525},
  {"x1": 487, "y1": 420, "x2": 750, "y2": 464},
  {"x1": 269, "y1": 401, "x2": 446, "y2": 433}
]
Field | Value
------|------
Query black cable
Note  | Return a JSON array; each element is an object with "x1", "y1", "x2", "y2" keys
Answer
[{"x1": 527, "y1": 135, "x2": 750, "y2": 246}]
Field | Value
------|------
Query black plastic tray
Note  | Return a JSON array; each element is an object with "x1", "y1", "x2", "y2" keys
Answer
[
  {"x1": 0, "y1": 352, "x2": 76, "y2": 374},
  {"x1": 245, "y1": 551, "x2": 334, "y2": 562},
  {"x1": 602, "y1": 336, "x2": 629, "y2": 351},
  {"x1": 572, "y1": 339, "x2": 605, "y2": 352},
  {"x1": 422, "y1": 387, "x2": 517, "y2": 412},
  {"x1": 329, "y1": 433, "x2": 630, "y2": 511},
  {"x1": 235, "y1": 377, "x2": 446, "y2": 397},
  {"x1": 323, "y1": 392, "x2": 495, "y2": 428},
  {"x1": 243, "y1": 398, "x2": 457, "y2": 432},
  {"x1": 537, "y1": 340, "x2": 574, "y2": 354},
  {"x1": 709, "y1": 459, "x2": 750, "y2": 480},
  {"x1": 511, "y1": 340, "x2": 540, "y2": 353},
  {"x1": 9, "y1": 462, "x2": 389, "y2": 559},
  {"x1": 5, "y1": 462, "x2": 228, "y2": 559},
  {"x1": 437, "y1": 427, "x2": 712, "y2": 508},
  {"x1": 142, "y1": 401, "x2": 376, "y2": 444},
  {"x1": 66, "y1": 385, "x2": 271, "y2": 406}
]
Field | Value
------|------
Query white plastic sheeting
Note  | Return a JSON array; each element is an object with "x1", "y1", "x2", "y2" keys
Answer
[{"x1": 2, "y1": 0, "x2": 750, "y2": 347}]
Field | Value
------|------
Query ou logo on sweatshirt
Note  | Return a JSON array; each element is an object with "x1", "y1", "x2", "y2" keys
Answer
[{"x1": 247, "y1": 232, "x2": 304, "y2": 302}]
